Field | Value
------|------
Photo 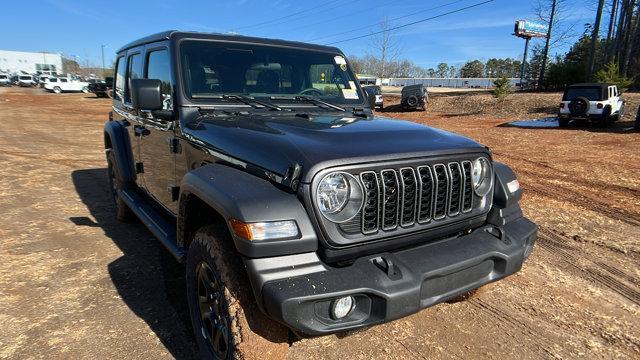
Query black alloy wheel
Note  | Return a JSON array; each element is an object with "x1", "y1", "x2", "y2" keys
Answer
[{"x1": 194, "y1": 261, "x2": 231, "y2": 359}]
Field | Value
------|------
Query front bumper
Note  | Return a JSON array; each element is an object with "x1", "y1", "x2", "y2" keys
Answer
[{"x1": 258, "y1": 217, "x2": 537, "y2": 336}]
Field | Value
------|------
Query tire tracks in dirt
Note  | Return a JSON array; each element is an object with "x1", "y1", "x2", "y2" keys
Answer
[
  {"x1": 468, "y1": 298, "x2": 558, "y2": 358},
  {"x1": 537, "y1": 227, "x2": 640, "y2": 307}
]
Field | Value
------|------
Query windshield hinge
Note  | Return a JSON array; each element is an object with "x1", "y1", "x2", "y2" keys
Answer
[{"x1": 282, "y1": 163, "x2": 303, "y2": 191}]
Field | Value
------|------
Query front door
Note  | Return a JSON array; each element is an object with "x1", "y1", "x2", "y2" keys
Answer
[{"x1": 139, "y1": 47, "x2": 178, "y2": 213}]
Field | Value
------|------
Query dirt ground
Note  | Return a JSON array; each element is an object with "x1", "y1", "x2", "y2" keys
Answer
[{"x1": 0, "y1": 87, "x2": 638, "y2": 359}]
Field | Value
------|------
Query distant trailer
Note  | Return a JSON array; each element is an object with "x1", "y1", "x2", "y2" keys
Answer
[{"x1": 386, "y1": 77, "x2": 520, "y2": 89}]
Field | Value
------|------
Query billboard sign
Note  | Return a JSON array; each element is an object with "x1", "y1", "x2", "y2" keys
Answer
[{"x1": 514, "y1": 20, "x2": 548, "y2": 38}]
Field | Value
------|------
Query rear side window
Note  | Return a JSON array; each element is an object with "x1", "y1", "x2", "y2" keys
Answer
[
  {"x1": 60, "y1": 78, "x2": 68, "y2": 83},
  {"x1": 114, "y1": 56, "x2": 126, "y2": 102},
  {"x1": 126, "y1": 53, "x2": 143, "y2": 103},
  {"x1": 145, "y1": 49, "x2": 173, "y2": 110}
]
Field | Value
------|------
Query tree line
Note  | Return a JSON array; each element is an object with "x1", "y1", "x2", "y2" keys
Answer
[
  {"x1": 349, "y1": 55, "x2": 522, "y2": 79},
  {"x1": 531, "y1": 0, "x2": 638, "y2": 90}
]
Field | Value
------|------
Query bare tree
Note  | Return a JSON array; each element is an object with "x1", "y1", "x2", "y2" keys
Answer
[
  {"x1": 369, "y1": 18, "x2": 401, "y2": 78},
  {"x1": 533, "y1": 0, "x2": 576, "y2": 87},
  {"x1": 588, "y1": 0, "x2": 606, "y2": 80},
  {"x1": 605, "y1": 0, "x2": 620, "y2": 62}
]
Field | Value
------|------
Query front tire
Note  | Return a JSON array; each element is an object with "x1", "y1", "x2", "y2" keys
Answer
[
  {"x1": 82, "y1": 86, "x2": 89, "y2": 93},
  {"x1": 53, "y1": 86, "x2": 62, "y2": 94},
  {"x1": 186, "y1": 225, "x2": 289, "y2": 360}
]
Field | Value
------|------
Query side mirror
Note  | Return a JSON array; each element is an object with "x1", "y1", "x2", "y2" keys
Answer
[{"x1": 131, "y1": 78, "x2": 163, "y2": 111}]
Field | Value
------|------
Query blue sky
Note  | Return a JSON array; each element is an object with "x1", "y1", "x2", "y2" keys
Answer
[{"x1": 1, "y1": 0, "x2": 596, "y2": 69}]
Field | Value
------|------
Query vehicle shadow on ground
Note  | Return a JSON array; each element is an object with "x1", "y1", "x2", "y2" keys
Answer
[
  {"x1": 499, "y1": 118, "x2": 638, "y2": 133},
  {"x1": 71, "y1": 168, "x2": 198, "y2": 359}
]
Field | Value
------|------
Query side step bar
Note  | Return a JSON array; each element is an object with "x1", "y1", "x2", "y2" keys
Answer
[{"x1": 118, "y1": 188, "x2": 186, "y2": 263}]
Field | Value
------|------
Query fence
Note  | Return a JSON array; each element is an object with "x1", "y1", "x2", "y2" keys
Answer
[{"x1": 385, "y1": 77, "x2": 520, "y2": 89}]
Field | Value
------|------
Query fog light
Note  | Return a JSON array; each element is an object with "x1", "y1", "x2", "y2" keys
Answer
[{"x1": 331, "y1": 296, "x2": 354, "y2": 319}]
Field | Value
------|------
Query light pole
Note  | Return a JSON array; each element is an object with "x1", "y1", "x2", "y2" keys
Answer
[{"x1": 101, "y1": 45, "x2": 106, "y2": 78}]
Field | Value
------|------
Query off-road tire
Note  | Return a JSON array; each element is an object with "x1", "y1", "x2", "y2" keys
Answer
[
  {"x1": 82, "y1": 86, "x2": 89, "y2": 93},
  {"x1": 599, "y1": 106, "x2": 613, "y2": 127},
  {"x1": 406, "y1": 95, "x2": 418, "y2": 108},
  {"x1": 53, "y1": 86, "x2": 62, "y2": 94},
  {"x1": 558, "y1": 118, "x2": 569, "y2": 127},
  {"x1": 106, "y1": 149, "x2": 134, "y2": 222},
  {"x1": 186, "y1": 225, "x2": 289, "y2": 360}
]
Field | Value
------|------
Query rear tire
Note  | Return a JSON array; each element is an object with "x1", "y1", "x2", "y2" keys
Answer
[
  {"x1": 53, "y1": 86, "x2": 62, "y2": 94},
  {"x1": 558, "y1": 118, "x2": 569, "y2": 127},
  {"x1": 186, "y1": 225, "x2": 289, "y2": 360},
  {"x1": 106, "y1": 149, "x2": 134, "y2": 222},
  {"x1": 82, "y1": 86, "x2": 89, "y2": 93}
]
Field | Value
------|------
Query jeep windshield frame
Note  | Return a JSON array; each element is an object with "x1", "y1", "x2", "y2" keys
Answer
[{"x1": 178, "y1": 39, "x2": 366, "y2": 110}]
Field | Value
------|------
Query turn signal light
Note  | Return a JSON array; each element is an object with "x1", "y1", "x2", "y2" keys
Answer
[{"x1": 229, "y1": 219, "x2": 299, "y2": 241}]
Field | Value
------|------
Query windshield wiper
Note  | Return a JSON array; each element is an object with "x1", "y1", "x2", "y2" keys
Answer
[
  {"x1": 223, "y1": 94, "x2": 283, "y2": 111},
  {"x1": 271, "y1": 95, "x2": 345, "y2": 112}
]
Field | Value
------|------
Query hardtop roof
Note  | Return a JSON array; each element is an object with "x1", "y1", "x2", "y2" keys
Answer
[
  {"x1": 116, "y1": 30, "x2": 342, "y2": 54},
  {"x1": 567, "y1": 83, "x2": 612, "y2": 89}
]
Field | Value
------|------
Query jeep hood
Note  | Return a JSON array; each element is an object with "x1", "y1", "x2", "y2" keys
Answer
[{"x1": 182, "y1": 113, "x2": 487, "y2": 183}]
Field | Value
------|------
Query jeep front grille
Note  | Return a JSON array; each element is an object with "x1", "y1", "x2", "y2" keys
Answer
[{"x1": 351, "y1": 160, "x2": 476, "y2": 235}]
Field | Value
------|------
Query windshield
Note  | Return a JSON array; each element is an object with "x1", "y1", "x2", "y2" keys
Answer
[
  {"x1": 180, "y1": 40, "x2": 363, "y2": 106},
  {"x1": 0, "y1": 75, "x2": 7, "y2": 79},
  {"x1": 564, "y1": 87, "x2": 602, "y2": 101}
]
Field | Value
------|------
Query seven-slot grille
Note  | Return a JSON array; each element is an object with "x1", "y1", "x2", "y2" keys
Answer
[{"x1": 356, "y1": 161, "x2": 474, "y2": 235}]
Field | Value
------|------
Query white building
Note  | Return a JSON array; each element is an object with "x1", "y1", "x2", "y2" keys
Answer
[{"x1": 0, "y1": 50, "x2": 63, "y2": 75}]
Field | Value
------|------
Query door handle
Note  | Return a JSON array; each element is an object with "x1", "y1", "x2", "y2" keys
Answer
[{"x1": 134, "y1": 125, "x2": 150, "y2": 137}]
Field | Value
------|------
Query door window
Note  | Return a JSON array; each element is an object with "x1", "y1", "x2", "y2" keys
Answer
[
  {"x1": 114, "y1": 56, "x2": 126, "y2": 102},
  {"x1": 145, "y1": 49, "x2": 173, "y2": 110},
  {"x1": 126, "y1": 53, "x2": 143, "y2": 103}
]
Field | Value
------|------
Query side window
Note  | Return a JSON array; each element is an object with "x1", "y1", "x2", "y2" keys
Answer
[
  {"x1": 125, "y1": 53, "x2": 142, "y2": 103},
  {"x1": 145, "y1": 49, "x2": 173, "y2": 110},
  {"x1": 114, "y1": 56, "x2": 126, "y2": 102},
  {"x1": 60, "y1": 78, "x2": 68, "y2": 83}
]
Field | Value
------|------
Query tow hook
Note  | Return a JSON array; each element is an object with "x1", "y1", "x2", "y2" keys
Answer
[
  {"x1": 372, "y1": 256, "x2": 403, "y2": 280},
  {"x1": 485, "y1": 226, "x2": 510, "y2": 245}
]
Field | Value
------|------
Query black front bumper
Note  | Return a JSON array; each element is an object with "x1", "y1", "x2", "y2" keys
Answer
[{"x1": 260, "y1": 217, "x2": 537, "y2": 336}]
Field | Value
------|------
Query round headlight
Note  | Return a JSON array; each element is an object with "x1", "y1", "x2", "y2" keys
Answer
[
  {"x1": 472, "y1": 157, "x2": 493, "y2": 197},
  {"x1": 316, "y1": 172, "x2": 364, "y2": 223}
]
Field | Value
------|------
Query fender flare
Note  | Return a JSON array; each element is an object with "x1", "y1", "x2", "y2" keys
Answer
[
  {"x1": 488, "y1": 162, "x2": 524, "y2": 227},
  {"x1": 178, "y1": 163, "x2": 318, "y2": 258},
  {"x1": 103, "y1": 120, "x2": 136, "y2": 183}
]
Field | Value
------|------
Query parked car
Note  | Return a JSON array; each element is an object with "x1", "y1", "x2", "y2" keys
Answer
[
  {"x1": 0, "y1": 74, "x2": 10, "y2": 86},
  {"x1": 558, "y1": 83, "x2": 625, "y2": 127},
  {"x1": 88, "y1": 76, "x2": 113, "y2": 98},
  {"x1": 401, "y1": 84, "x2": 427, "y2": 110},
  {"x1": 363, "y1": 85, "x2": 383, "y2": 110},
  {"x1": 17, "y1": 75, "x2": 35, "y2": 87},
  {"x1": 44, "y1": 77, "x2": 90, "y2": 94},
  {"x1": 104, "y1": 31, "x2": 537, "y2": 359}
]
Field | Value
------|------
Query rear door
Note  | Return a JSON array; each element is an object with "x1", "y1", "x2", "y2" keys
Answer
[{"x1": 112, "y1": 51, "x2": 145, "y2": 189}]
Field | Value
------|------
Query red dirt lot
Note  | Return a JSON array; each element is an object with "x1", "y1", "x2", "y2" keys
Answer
[{"x1": 0, "y1": 87, "x2": 638, "y2": 359}]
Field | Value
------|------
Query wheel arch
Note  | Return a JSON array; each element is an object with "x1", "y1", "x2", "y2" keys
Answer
[
  {"x1": 103, "y1": 120, "x2": 136, "y2": 183},
  {"x1": 178, "y1": 163, "x2": 318, "y2": 258}
]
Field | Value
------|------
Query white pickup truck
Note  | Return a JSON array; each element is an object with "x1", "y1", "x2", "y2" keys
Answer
[
  {"x1": 44, "y1": 77, "x2": 90, "y2": 94},
  {"x1": 558, "y1": 83, "x2": 625, "y2": 127}
]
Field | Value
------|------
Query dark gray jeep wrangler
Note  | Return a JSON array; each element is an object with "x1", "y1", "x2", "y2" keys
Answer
[{"x1": 104, "y1": 31, "x2": 537, "y2": 359}]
